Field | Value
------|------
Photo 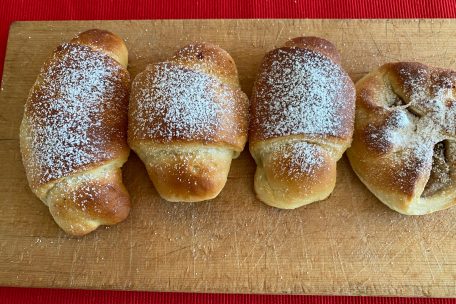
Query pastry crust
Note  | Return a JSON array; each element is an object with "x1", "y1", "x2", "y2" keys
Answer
[
  {"x1": 347, "y1": 62, "x2": 456, "y2": 215},
  {"x1": 128, "y1": 43, "x2": 249, "y2": 202},
  {"x1": 249, "y1": 37, "x2": 355, "y2": 209},
  {"x1": 20, "y1": 29, "x2": 131, "y2": 235}
]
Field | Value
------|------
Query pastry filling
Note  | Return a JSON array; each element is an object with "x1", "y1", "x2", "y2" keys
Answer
[{"x1": 422, "y1": 141, "x2": 453, "y2": 197}]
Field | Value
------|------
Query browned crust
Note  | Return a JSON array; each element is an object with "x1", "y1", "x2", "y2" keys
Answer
[
  {"x1": 136, "y1": 144, "x2": 233, "y2": 202},
  {"x1": 48, "y1": 167, "x2": 130, "y2": 236},
  {"x1": 284, "y1": 36, "x2": 341, "y2": 64},
  {"x1": 170, "y1": 42, "x2": 240, "y2": 87},
  {"x1": 71, "y1": 29, "x2": 129, "y2": 68}
]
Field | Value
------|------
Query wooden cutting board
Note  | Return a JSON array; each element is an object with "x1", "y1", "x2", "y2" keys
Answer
[{"x1": 1, "y1": 19, "x2": 456, "y2": 297}]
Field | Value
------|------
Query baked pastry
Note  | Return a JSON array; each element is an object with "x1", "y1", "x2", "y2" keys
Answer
[
  {"x1": 347, "y1": 62, "x2": 456, "y2": 215},
  {"x1": 20, "y1": 29, "x2": 131, "y2": 235},
  {"x1": 249, "y1": 37, "x2": 355, "y2": 209},
  {"x1": 128, "y1": 43, "x2": 249, "y2": 202}
]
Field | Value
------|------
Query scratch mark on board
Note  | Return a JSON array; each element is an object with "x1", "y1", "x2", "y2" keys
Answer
[
  {"x1": 128, "y1": 218, "x2": 133, "y2": 275},
  {"x1": 275, "y1": 25, "x2": 284, "y2": 47},
  {"x1": 413, "y1": 217, "x2": 436, "y2": 283},
  {"x1": 234, "y1": 229, "x2": 240, "y2": 269}
]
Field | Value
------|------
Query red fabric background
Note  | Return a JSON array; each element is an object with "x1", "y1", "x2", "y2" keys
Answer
[{"x1": 1, "y1": 0, "x2": 456, "y2": 303}]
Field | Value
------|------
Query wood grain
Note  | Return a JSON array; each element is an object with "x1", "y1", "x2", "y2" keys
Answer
[{"x1": 1, "y1": 19, "x2": 456, "y2": 297}]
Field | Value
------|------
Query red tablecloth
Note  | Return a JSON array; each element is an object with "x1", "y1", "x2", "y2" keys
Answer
[{"x1": 1, "y1": 0, "x2": 456, "y2": 303}]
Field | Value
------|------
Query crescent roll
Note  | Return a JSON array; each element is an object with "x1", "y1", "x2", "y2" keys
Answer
[
  {"x1": 20, "y1": 29, "x2": 131, "y2": 235},
  {"x1": 128, "y1": 43, "x2": 249, "y2": 202},
  {"x1": 249, "y1": 37, "x2": 356, "y2": 209}
]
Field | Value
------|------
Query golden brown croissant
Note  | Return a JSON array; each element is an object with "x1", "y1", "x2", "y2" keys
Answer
[
  {"x1": 128, "y1": 43, "x2": 249, "y2": 202},
  {"x1": 249, "y1": 37, "x2": 355, "y2": 209},
  {"x1": 347, "y1": 62, "x2": 456, "y2": 215},
  {"x1": 20, "y1": 29, "x2": 131, "y2": 235}
]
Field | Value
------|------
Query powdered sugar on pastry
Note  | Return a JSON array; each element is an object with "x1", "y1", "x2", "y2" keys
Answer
[
  {"x1": 130, "y1": 62, "x2": 241, "y2": 144},
  {"x1": 23, "y1": 43, "x2": 129, "y2": 187},
  {"x1": 269, "y1": 141, "x2": 325, "y2": 179},
  {"x1": 252, "y1": 47, "x2": 354, "y2": 140}
]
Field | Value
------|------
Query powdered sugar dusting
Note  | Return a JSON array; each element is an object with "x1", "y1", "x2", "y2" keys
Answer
[
  {"x1": 130, "y1": 62, "x2": 241, "y2": 143},
  {"x1": 270, "y1": 141, "x2": 325, "y2": 180},
  {"x1": 23, "y1": 43, "x2": 129, "y2": 186},
  {"x1": 386, "y1": 66, "x2": 455, "y2": 149},
  {"x1": 252, "y1": 47, "x2": 354, "y2": 140},
  {"x1": 364, "y1": 109, "x2": 414, "y2": 153}
]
